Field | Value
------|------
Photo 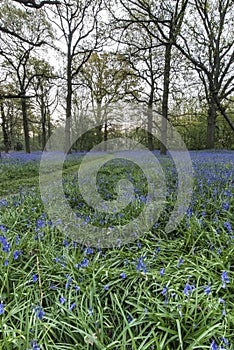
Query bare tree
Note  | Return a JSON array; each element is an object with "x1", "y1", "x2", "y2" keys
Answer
[
  {"x1": 176, "y1": 0, "x2": 234, "y2": 148},
  {"x1": 0, "y1": 2, "x2": 53, "y2": 152},
  {"x1": 48, "y1": 0, "x2": 103, "y2": 153},
  {"x1": 108, "y1": 0, "x2": 189, "y2": 154}
]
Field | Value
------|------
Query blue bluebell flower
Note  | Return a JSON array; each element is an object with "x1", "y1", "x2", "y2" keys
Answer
[
  {"x1": 221, "y1": 271, "x2": 230, "y2": 288},
  {"x1": 177, "y1": 258, "x2": 184, "y2": 267},
  {"x1": 32, "y1": 274, "x2": 38, "y2": 282},
  {"x1": 30, "y1": 340, "x2": 40, "y2": 350},
  {"x1": 210, "y1": 340, "x2": 218, "y2": 350},
  {"x1": 120, "y1": 272, "x2": 126, "y2": 279},
  {"x1": 0, "y1": 302, "x2": 5, "y2": 315},
  {"x1": 59, "y1": 296, "x2": 66, "y2": 304},
  {"x1": 127, "y1": 314, "x2": 133, "y2": 323},
  {"x1": 63, "y1": 239, "x2": 70, "y2": 247},
  {"x1": 160, "y1": 268, "x2": 165, "y2": 276},
  {"x1": 13, "y1": 250, "x2": 22, "y2": 260},
  {"x1": 136, "y1": 256, "x2": 147, "y2": 273},
  {"x1": 15, "y1": 235, "x2": 20, "y2": 245},
  {"x1": 85, "y1": 247, "x2": 94, "y2": 255},
  {"x1": 35, "y1": 306, "x2": 45, "y2": 320},
  {"x1": 183, "y1": 282, "x2": 194, "y2": 296},
  {"x1": 69, "y1": 302, "x2": 76, "y2": 311},
  {"x1": 0, "y1": 236, "x2": 10, "y2": 253},
  {"x1": 224, "y1": 222, "x2": 232, "y2": 233},
  {"x1": 204, "y1": 285, "x2": 211, "y2": 295},
  {"x1": 65, "y1": 275, "x2": 72, "y2": 289}
]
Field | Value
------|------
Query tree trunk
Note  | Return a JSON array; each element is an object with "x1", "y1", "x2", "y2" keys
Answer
[
  {"x1": 147, "y1": 101, "x2": 153, "y2": 151},
  {"x1": 96, "y1": 101, "x2": 103, "y2": 145},
  {"x1": 104, "y1": 117, "x2": 108, "y2": 151},
  {"x1": 21, "y1": 97, "x2": 30, "y2": 153},
  {"x1": 65, "y1": 53, "x2": 72, "y2": 153},
  {"x1": 160, "y1": 43, "x2": 172, "y2": 155},
  {"x1": 0, "y1": 101, "x2": 10, "y2": 153},
  {"x1": 41, "y1": 102, "x2": 47, "y2": 151},
  {"x1": 206, "y1": 96, "x2": 217, "y2": 149}
]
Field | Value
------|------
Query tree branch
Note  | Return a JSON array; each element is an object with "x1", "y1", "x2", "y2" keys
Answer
[{"x1": 12, "y1": 0, "x2": 60, "y2": 9}]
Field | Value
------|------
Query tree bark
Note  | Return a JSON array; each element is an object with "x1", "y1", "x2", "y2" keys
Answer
[
  {"x1": 160, "y1": 43, "x2": 172, "y2": 155},
  {"x1": 147, "y1": 100, "x2": 153, "y2": 151},
  {"x1": 206, "y1": 96, "x2": 217, "y2": 149},
  {"x1": 41, "y1": 103, "x2": 47, "y2": 151},
  {"x1": 21, "y1": 97, "x2": 30, "y2": 153},
  {"x1": 104, "y1": 117, "x2": 108, "y2": 151},
  {"x1": 0, "y1": 101, "x2": 10, "y2": 153},
  {"x1": 65, "y1": 52, "x2": 72, "y2": 153}
]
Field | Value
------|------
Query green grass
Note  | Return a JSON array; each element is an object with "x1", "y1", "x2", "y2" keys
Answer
[{"x1": 0, "y1": 152, "x2": 233, "y2": 349}]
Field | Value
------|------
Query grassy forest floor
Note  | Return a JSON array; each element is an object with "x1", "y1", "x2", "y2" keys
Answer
[{"x1": 0, "y1": 150, "x2": 233, "y2": 350}]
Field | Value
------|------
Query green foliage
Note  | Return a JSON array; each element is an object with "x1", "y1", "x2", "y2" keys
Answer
[{"x1": 0, "y1": 152, "x2": 233, "y2": 349}]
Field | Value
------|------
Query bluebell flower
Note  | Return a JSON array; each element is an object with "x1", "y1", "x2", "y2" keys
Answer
[
  {"x1": 160, "y1": 268, "x2": 165, "y2": 276},
  {"x1": 88, "y1": 306, "x2": 93, "y2": 315},
  {"x1": 224, "y1": 222, "x2": 232, "y2": 233},
  {"x1": 155, "y1": 247, "x2": 160, "y2": 254},
  {"x1": 30, "y1": 340, "x2": 40, "y2": 350},
  {"x1": 76, "y1": 258, "x2": 89, "y2": 268},
  {"x1": 65, "y1": 275, "x2": 72, "y2": 289},
  {"x1": 59, "y1": 296, "x2": 66, "y2": 304},
  {"x1": 210, "y1": 340, "x2": 218, "y2": 350},
  {"x1": 183, "y1": 282, "x2": 194, "y2": 296},
  {"x1": 177, "y1": 258, "x2": 184, "y2": 267},
  {"x1": 222, "y1": 202, "x2": 229, "y2": 211},
  {"x1": 69, "y1": 302, "x2": 76, "y2": 311},
  {"x1": 136, "y1": 256, "x2": 147, "y2": 273},
  {"x1": 36, "y1": 218, "x2": 46, "y2": 229},
  {"x1": 204, "y1": 285, "x2": 211, "y2": 295},
  {"x1": 127, "y1": 314, "x2": 133, "y2": 323},
  {"x1": 85, "y1": 247, "x2": 94, "y2": 255},
  {"x1": 74, "y1": 285, "x2": 80, "y2": 291},
  {"x1": 104, "y1": 285, "x2": 109, "y2": 291},
  {"x1": 15, "y1": 235, "x2": 20, "y2": 245},
  {"x1": 32, "y1": 274, "x2": 38, "y2": 282},
  {"x1": 13, "y1": 250, "x2": 22, "y2": 260},
  {"x1": 4, "y1": 259, "x2": 9, "y2": 266},
  {"x1": 161, "y1": 287, "x2": 168, "y2": 296},
  {"x1": 0, "y1": 199, "x2": 8, "y2": 207},
  {"x1": 0, "y1": 225, "x2": 7, "y2": 232},
  {"x1": 0, "y1": 302, "x2": 5, "y2": 315},
  {"x1": 63, "y1": 239, "x2": 70, "y2": 247},
  {"x1": 221, "y1": 271, "x2": 230, "y2": 288},
  {"x1": 220, "y1": 337, "x2": 229, "y2": 345},
  {"x1": 0, "y1": 236, "x2": 10, "y2": 253},
  {"x1": 35, "y1": 306, "x2": 45, "y2": 320},
  {"x1": 120, "y1": 272, "x2": 126, "y2": 279}
]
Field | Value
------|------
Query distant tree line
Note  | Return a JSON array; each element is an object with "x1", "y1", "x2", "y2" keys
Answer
[{"x1": 0, "y1": 0, "x2": 233, "y2": 154}]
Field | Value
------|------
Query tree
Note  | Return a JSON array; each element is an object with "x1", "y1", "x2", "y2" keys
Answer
[
  {"x1": 78, "y1": 51, "x2": 138, "y2": 147},
  {"x1": 113, "y1": 24, "x2": 163, "y2": 150},
  {"x1": 176, "y1": 0, "x2": 234, "y2": 148},
  {"x1": 30, "y1": 58, "x2": 58, "y2": 150},
  {"x1": 49, "y1": 0, "x2": 103, "y2": 153},
  {"x1": 0, "y1": 2, "x2": 53, "y2": 152},
  {"x1": 108, "y1": 0, "x2": 189, "y2": 154}
]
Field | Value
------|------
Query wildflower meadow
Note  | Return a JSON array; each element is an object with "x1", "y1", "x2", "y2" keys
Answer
[{"x1": 0, "y1": 150, "x2": 233, "y2": 350}]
